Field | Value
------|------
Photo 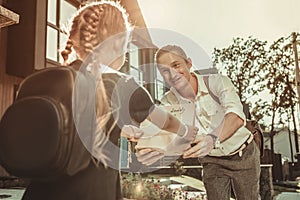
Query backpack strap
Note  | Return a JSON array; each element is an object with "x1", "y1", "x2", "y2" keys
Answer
[
  {"x1": 203, "y1": 76, "x2": 220, "y2": 105},
  {"x1": 164, "y1": 90, "x2": 180, "y2": 105}
]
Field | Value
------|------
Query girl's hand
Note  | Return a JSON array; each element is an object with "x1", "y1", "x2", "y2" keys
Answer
[
  {"x1": 135, "y1": 148, "x2": 164, "y2": 166},
  {"x1": 121, "y1": 125, "x2": 144, "y2": 142}
]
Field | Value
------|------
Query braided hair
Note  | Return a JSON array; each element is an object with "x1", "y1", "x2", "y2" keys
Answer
[
  {"x1": 62, "y1": 1, "x2": 131, "y2": 63},
  {"x1": 62, "y1": 1, "x2": 132, "y2": 167}
]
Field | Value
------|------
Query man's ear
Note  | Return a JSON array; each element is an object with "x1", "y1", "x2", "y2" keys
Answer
[{"x1": 187, "y1": 58, "x2": 193, "y2": 69}]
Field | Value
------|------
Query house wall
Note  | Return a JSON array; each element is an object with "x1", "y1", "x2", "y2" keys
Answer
[
  {"x1": 0, "y1": 0, "x2": 22, "y2": 177},
  {"x1": 264, "y1": 130, "x2": 298, "y2": 162},
  {"x1": 0, "y1": 0, "x2": 22, "y2": 118}
]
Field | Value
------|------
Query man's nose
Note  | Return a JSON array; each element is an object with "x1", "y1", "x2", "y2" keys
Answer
[{"x1": 169, "y1": 68, "x2": 178, "y2": 78}]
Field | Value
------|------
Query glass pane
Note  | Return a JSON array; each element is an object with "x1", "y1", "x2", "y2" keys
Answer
[
  {"x1": 155, "y1": 67, "x2": 163, "y2": 81},
  {"x1": 155, "y1": 80, "x2": 165, "y2": 101},
  {"x1": 119, "y1": 137, "x2": 129, "y2": 169},
  {"x1": 128, "y1": 42, "x2": 139, "y2": 52},
  {"x1": 59, "y1": 33, "x2": 77, "y2": 64},
  {"x1": 60, "y1": 0, "x2": 77, "y2": 28},
  {"x1": 129, "y1": 44, "x2": 139, "y2": 68},
  {"x1": 130, "y1": 67, "x2": 142, "y2": 84},
  {"x1": 129, "y1": 50, "x2": 139, "y2": 69},
  {"x1": 47, "y1": 0, "x2": 57, "y2": 25},
  {"x1": 46, "y1": 26, "x2": 58, "y2": 61}
]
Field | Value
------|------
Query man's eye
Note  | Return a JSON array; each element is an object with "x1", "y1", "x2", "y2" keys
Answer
[{"x1": 173, "y1": 64, "x2": 180, "y2": 68}]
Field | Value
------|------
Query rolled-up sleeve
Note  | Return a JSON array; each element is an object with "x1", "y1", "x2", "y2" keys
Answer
[{"x1": 209, "y1": 75, "x2": 246, "y2": 124}]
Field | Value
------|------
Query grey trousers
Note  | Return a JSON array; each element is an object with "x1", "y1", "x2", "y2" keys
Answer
[{"x1": 200, "y1": 141, "x2": 260, "y2": 200}]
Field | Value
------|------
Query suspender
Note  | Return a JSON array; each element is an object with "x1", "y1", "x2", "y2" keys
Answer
[{"x1": 203, "y1": 76, "x2": 221, "y2": 105}]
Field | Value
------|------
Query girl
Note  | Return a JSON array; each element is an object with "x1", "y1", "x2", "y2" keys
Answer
[{"x1": 23, "y1": 1, "x2": 197, "y2": 200}]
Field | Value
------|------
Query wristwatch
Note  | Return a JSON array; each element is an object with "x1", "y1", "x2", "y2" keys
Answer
[{"x1": 207, "y1": 133, "x2": 220, "y2": 149}]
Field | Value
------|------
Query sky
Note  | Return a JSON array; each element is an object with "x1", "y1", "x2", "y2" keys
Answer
[
  {"x1": 138, "y1": 0, "x2": 300, "y2": 129},
  {"x1": 138, "y1": 0, "x2": 300, "y2": 69}
]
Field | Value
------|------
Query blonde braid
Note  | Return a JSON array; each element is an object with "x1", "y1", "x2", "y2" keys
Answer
[
  {"x1": 62, "y1": 2, "x2": 131, "y2": 64},
  {"x1": 61, "y1": 39, "x2": 74, "y2": 65},
  {"x1": 62, "y1": 1, "x2": 132, "y2": 167}
]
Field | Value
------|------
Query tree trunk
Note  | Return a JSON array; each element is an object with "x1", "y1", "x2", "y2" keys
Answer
[
  {"x1": 291, "y1": 106, "x2": 299, "y2": 153},
  {"x1": 270, "y1": 106, "x2": 276, "y2": 155},
  {"x1": 288, "y1": 118, "x2": 294, "y2": 163}
]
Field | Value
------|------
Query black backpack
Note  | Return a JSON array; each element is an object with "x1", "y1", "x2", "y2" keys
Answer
[{"x1": 0, "y1": 67, "x2": 93, "y2": 180}]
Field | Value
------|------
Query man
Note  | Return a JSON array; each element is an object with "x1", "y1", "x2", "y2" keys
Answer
[{"x1": 140, "y1": 45, "x2": 260, "y2": 200}]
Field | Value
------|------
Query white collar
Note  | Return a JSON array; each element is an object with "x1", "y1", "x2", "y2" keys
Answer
[{"x1": 169, "y1": 87, "x2": 194, "y2": 103}]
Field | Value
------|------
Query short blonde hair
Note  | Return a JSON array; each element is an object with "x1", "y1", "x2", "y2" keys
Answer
[{"x1": 155, "y1": 45, "x2": 188, "y2": 63}]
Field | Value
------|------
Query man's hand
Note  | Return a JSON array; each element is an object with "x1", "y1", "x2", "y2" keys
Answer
[
  {"x1": 135, "y1": 148, "x2": 164, "y2": 166},
  {"x1": 164, "y1": 125, "x2": 198, "y2": 155},
  {"x1": 121, "y1": 125, "x2": 144, "y2": 142},
  {"x1": 182, "y1": 134, "x2": 214, "y2": 158}
]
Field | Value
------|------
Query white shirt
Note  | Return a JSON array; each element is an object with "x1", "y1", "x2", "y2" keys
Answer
[{"x1": 161, "y1": 73, "x2": 252, "y2": 156}]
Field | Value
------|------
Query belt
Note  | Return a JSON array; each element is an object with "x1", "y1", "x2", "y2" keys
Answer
[{"x1": 228, "y1": 133, "x2": 254, "y2": 157}]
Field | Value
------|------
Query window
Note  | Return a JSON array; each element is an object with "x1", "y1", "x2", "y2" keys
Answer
[
  {"x1": 46, "y1": 0, "x2": 78, "y2": 64},
  {"x1": 128, "y1": 43, "x2": 143, "y2": 84},
  {"x1": 155, "y1": 66, "x2": 166, "y2": 101}
]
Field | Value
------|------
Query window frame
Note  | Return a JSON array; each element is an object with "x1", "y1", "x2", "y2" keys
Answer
[
  {"x1": 46, "y1": 0, "x2": 80, "y2": 66},
  {"x1": 155, "y1": 67, "x2": 166, "y2": 101}
]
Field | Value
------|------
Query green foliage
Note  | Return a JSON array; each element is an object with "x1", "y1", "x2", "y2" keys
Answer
[
  {"x1": 213, "y1": 37, "x2": 268, "y2": 104},
  {"x1": 264, "y1": 37, "x2": 297, "y2": 128},
  {"x1": 122, "y1": 173, "x2": 173, "y2": 200},
  {"x1": 170, "y1": 161, "x2": 186, "y2": 176},
  {"x1": 213, "y1": 33, "x2": 299, "y2": 131},
  {"x1": 121, "y1": 173, "x2": 207, "y2": 200}
]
